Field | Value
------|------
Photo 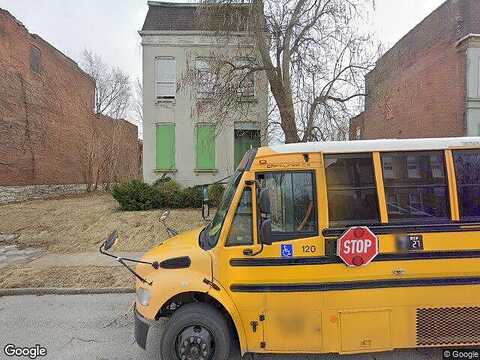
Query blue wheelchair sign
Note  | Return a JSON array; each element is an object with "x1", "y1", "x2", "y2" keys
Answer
[{"x1": 281, "y1": 244, "x2": 293, "y2": 258}]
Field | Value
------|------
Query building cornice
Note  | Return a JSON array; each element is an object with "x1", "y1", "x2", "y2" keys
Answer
[
  {"x1": 139, "y1": 30, "x2": 250, "y2": 37},
  {"x1": 456, "y1": 34, "x2": 480, "y2": 47}
]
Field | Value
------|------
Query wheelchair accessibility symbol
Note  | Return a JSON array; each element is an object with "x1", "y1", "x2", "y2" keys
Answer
[{"x1": 281, "y1": 244, "x2": 293, "y2": 258}]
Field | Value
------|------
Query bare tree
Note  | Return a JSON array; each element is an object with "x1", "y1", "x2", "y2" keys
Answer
[
  {"x1": 81, "y1": 50, "x2": 132, "y2": 119},
  {"x1": 131, "y1": 77, "x2": 143, "y2": 137},
  {"x1": 182, "y1": 0, "x2": 378, "y2": 143}
]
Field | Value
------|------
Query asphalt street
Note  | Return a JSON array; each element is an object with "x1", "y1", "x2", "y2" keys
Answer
[{"x1": 0, "y1": 294, "x2": 442, "y2": 360}]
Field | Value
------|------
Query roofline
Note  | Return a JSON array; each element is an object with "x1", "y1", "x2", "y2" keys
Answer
[
  {"x1": 138, "y1": 29, "x2": 251, "y2": 37},
  {"x1": 0, "y1": 8, "x2": 94, "y2": 84},
  {"x1": 267, "y1": 137, "x2": 480, "y2": 155},
  {"x1": 147, "y1": 1, "x2": 251, "y2": 7},
  {"x1": 370, "y1": 0, "x2": 451, "y2": 76},
  {"x1": 148, "y1": 1, "x2": 199, "y2": 7}
]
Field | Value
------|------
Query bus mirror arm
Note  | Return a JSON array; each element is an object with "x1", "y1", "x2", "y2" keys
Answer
[{"x1": 243, "y1": 244, "x2": 264, "y2": 257}]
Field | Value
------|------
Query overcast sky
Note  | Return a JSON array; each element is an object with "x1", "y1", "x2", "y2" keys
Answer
[{"x1": 0, "y1": 0, "x2": 445, "y2": 114}]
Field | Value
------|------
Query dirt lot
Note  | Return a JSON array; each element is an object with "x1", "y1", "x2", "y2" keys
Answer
[
  {"x1": 0, "y1": 265, "x2": 134, "y2": 289},
  {"x1": 0, "y1": 193, "x2": 206, "y2": 289},
  {"x1": 0, "y1": 192, "x2": 205, "y2": 253}
]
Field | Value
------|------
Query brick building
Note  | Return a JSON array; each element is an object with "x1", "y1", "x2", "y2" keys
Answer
[
  {"x1": 0, "y1": 9, "x2": 140, "y2": 200},
  {"x1": 350, "y1": 0, "x2": 480, "y2": 140}
]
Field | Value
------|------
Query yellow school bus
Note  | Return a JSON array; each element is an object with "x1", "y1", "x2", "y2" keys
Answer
[{"x1": 131, "y1": 137, "x2": 480, "y2": 359}]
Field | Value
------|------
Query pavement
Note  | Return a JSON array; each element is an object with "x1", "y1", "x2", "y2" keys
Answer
[
  {"x1": 0, "y1": 293, "x2": 443, "y2": 360},
  {"x1": 0, "y1": 239, "x2": 143, "y2": 268}
]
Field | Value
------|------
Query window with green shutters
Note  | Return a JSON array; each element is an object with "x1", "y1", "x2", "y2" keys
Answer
[
  {"x1": 196, "y1": 124, "x2": 216, "y2": 170},
  {"x1": 156, "y1": 124, "x2": 175, "y2": 170}
]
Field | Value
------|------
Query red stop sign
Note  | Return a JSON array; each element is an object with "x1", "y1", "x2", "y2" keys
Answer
[{"x1": 337, "y1": 226, "x2": 378, "y2": 267}]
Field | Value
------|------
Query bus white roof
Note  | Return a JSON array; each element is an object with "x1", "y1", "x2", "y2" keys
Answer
[{"x1": 269, "y1": 137, "x2": 480, "y2": 154}]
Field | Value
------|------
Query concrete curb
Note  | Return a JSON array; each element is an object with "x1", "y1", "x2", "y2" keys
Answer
[{"x1": 0, "y1": 287, "x2": 135, "y2": 297}]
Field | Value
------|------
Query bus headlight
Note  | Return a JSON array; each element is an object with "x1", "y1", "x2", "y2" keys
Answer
[{"x1": 137, "y1": 287, "x2": 151, "y2": 306}]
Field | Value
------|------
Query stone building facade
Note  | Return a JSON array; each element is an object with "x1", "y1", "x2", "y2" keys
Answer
[
  {"x1": 140, "y1": 2, "x2": 268, "y2": 187},
  {"x1": 0, "y1": 9, "x2": 140, "y2": 202},
  {"x1": 350, "y1": 0, "x2": 480, "y2": 140}
]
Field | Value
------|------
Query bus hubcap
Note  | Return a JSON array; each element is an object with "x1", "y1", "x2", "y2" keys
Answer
[{"x1": 176, "y1": 325, "x2": 213, "y2": 360}]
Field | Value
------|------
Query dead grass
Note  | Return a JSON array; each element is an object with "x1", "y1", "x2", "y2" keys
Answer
[
  {"x1": 0, "y1": 265, "x2": 134, "y2": 289},
  {"x1": 0, "y1": 192, "x2": 206, "y2": 253}
]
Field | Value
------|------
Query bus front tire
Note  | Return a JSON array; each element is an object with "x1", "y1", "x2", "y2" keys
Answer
[{"x1": 160, "y1": 303, "x2": 231, "y2": 360}]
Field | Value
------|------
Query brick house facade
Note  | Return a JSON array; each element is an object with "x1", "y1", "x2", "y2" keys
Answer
[
  {"x1": 350, "y1": 0, "x2": 480, "y2": 140},
  {"x1": 0, "y1": 9, "x2": 140, "y2": 191}
]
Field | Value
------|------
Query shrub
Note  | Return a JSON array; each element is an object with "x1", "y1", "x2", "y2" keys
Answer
[
  {"x1": 155, "y1": 179, "x2": 184, "y2": 208},
  {"x1": 183, "y1": 186, "x2": 203, "y2": 208},
  {"x1": 111, "y1": 180, "x2": 159, "y2": 211},
  {"x1": 152, "y1": 176, "x2": 173, "y2": 187},
  {"x1": 112, "y1": 180, "x2": 213, "y2": 211},
  {"x1": 208, "y1": 183, "x2": 225, "y2": 207}
]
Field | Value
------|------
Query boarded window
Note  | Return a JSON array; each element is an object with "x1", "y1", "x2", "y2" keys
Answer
[
  {"x1": 156, "y1": 124, "x2": 175, "y2": 170},
  {"x1": 381, "y1": 151, "x2": 449, "y2": 223},
  {"x1": 454, "y1": 150, "x2": 480, "y2": 220},
  {"x1": 234, "y1": 129, "x2": 261, "y2": 168},
  {"x1": 155, "y1": 57, "x2": 176, "y2": 99},
  {"x1": 30, "y1": 46, "x2": 41, "y2": 74},
  {"x1": 226, "y1": 188, "x2": 253, "y2": 246},
  {"x1": 196, "y1": 125, "x2": 216, "y2": 170},
  {"x1": 325, "y1": 153, "x2": 380, "y2": 226}
]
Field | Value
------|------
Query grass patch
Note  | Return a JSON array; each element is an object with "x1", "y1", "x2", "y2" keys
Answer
[{"x1": 0, "y1": 192, "x2": 205, "y2": 253}]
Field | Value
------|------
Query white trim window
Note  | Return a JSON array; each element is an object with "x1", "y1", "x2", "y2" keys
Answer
[
  {"x1": 196, "y1": 58, "x2": 216, "y2": 98},
  {"x1": 155, "y1": 57, "x2": 176, "y2": 100},
  {"x1": 236, "y1": 58, "x2": 255, "y2": 98}
]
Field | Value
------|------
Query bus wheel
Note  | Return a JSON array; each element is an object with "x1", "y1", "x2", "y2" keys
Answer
[{"x1": 161, "y1": 303, "x2": 231, "y2": 360}]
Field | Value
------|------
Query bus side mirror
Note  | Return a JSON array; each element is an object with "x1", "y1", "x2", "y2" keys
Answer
[
  {"x1": 260, "y1": 219, "x2": 272, "y2": 245},
  {"x1": 202, "y1": 186, "x2": 210, "y2": 221},
  {"x1": 103, "y1": 230, "x2": 118, "y2": 251},
  {"x1": 258, "y1": 188, "x2": 271, "y2": 215},
  {"x1": 202, "y1": 203, "x2": 210, "y2": 220}
]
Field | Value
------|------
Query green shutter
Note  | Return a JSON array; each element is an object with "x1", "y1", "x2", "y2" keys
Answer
[
  {"x1": 234, "y1": 130, "x2": 261, "y2": 168},
  {"x1": 196, "y1": 125, "x2": 216, "y2": 170},
  {"x1": 156, "y1": 124, "x2": 175, "y2": 170}
]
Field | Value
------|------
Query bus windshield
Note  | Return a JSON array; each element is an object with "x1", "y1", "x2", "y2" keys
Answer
[{"x1": 200, "y1": 171, "x2": 242, "y2": 250}]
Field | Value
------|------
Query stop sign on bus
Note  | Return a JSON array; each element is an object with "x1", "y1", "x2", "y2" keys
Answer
[{"x1": 337, "y1": 226, "x2": 378, "y2": 267}]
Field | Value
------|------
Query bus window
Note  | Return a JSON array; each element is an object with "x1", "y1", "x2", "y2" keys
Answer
[
  {"x1": 453, "y1": 150, "x2": 480, "y2": 221},
  {"x1": 257, "y1": 172, "x2": 318, "y2": 241},
  {"x1": 226, "y1": 188, "x2": 253, "y2": 246},
  {"x1": 381, "y1": 151, "x2": 449, "y2": 223},
  {"x1": 325, "y1": 153, "x2": 380, "y2": 226}
]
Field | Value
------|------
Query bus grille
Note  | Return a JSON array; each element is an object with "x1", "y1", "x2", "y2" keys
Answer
[{"x1": 416, "y1": 307, "x2": 480, "y2": 346}]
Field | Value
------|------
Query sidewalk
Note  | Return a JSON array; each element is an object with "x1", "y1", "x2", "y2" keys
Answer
[
  {"x1": 29, "y1": 251, "x2": 145, "y2": 267},
  {"x1": 0, "y1": 242, "x2": 144, "y2": 268}
]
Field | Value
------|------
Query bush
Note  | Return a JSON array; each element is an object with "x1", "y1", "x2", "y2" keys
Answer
[
  {"x1": 208, "y1": 183, "x2": 225, "y2": 207},
  {"x1": 112, "y1": 180, "x2": 207, "y2": 211},
  {"x1": 111, "y1": 180, "x2": 160, "y2": 211},
  {"x1": 183, "y1": 186, "x2": 203, "y2": 208},
  {"x1": 155, "y1": 179, "x2": 185, "y2": 208}
]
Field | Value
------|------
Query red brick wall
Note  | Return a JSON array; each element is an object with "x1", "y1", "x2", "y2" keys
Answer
[
  {"x1": 351, "y1": 0, "x2": 469, "y2": 140},
  {"x1": 0, "y1": 9, "x2": 140, "y2": 186}
]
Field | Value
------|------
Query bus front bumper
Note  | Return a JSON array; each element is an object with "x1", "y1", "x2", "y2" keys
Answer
[{"x1": 134, "y1": 307, "x2": 152, "y2": 350}]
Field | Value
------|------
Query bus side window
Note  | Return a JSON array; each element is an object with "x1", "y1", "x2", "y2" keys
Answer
[
  {"x1": 257, "y1": 172, "x2": 318, "y2": 241},
  {"x1": 381, "y1": 151, "x2": 449, "y2": 223},
  {"x1": 226, "y1": 188, "x2": 254, "y2": 246},
  {"x1": 453, "y1": 150, "x2": 480, "y2": 221},
  {"x1": 325, "y1": 153, "x2": 380, "y2": 226}
]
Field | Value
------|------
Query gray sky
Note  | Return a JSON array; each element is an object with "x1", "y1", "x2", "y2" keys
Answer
[{"x1": 0, "y1": 0, "x2": 445, "y2": 113}]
